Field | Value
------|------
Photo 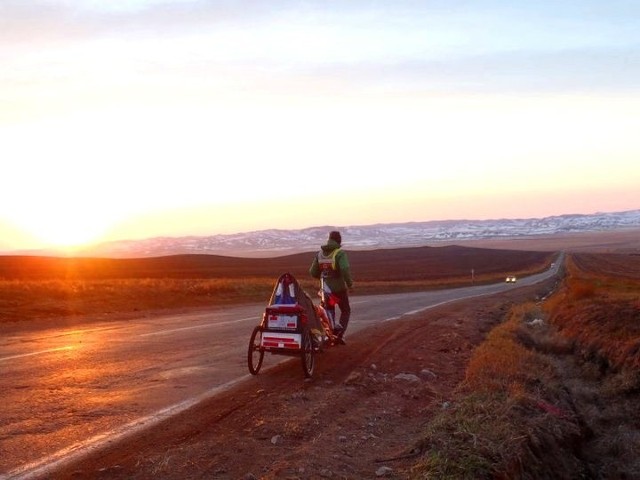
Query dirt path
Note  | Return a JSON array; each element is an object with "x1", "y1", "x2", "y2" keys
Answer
[{"x1": 50, "y1": 282, "x2": 552, "y2": 480}]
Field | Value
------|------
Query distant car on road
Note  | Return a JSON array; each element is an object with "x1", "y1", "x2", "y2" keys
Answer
[{"x1": 505, "y1": 276, "x2": 517, "y2": 283}]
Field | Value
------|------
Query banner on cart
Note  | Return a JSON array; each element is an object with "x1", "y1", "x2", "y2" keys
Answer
[
  {"x1": 266, "y1": 309, "x2": 299, "y2": 330},
  {"x1": 261, "y1": 332, "x2": 302, "y2": 350}
]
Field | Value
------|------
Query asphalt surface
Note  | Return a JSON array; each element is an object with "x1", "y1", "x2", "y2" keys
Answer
[{"x1": 0, "y1": 258, "x2": 561, "y2": 479}]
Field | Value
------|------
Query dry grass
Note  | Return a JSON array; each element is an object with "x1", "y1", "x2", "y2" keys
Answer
[
  {"x1": 0, "y1": 277, "x2": 277, "y2": 323},
  {"x1": 544, "y1": 257, "x2": 640, "y2": 371},
  {"x1": 410, "y1": 303, "x2": 585, "y2": 479},
  {"x1": 410, "y1": 253, "x2": 640, "y2": 478}
]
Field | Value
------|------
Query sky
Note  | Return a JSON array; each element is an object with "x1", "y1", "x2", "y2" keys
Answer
[{"x1": 1, "y1": 0, "x2": 639, "y2": 251}]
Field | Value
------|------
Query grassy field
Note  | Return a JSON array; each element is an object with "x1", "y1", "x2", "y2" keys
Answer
[
  {"x1": 410, "y1": 252, "x2": 640, "y2": 478},
  {"x1": 0, "y1": 246, "x2": 553, "y2": 325}
]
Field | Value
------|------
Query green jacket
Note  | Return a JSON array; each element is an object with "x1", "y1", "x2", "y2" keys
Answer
[{"x1": 309, "y1": 239, "x2": 353, "y2": 292}]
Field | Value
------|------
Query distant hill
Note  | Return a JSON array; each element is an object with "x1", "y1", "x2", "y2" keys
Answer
[{"x1": 8, "y1": 209, "x2": 640, "y2": 258}]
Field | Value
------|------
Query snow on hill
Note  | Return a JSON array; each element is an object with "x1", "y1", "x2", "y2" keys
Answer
[{"x1": 77, "y1": 209, "x2": 640, "y2": 258}]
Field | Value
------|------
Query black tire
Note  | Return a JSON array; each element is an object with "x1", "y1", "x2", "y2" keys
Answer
[
  {"x1": 248, "y1": 326, "x2": 264, "y2": 375},
  {"x1": 301, "y1": 328, "x2": 315, "y2": 378}
]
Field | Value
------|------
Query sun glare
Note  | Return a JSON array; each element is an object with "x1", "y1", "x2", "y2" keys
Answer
[
  {"x1": 4, "y1": 196, "x2": 122, "y2": 251},
  {"x1": 18, "y1": 217, "x2": 108, "y2": 250}
]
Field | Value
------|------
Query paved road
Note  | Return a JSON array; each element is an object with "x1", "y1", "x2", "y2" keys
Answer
[{"x1": 0, "y1": 258, "x2": 561, "y2": 479}]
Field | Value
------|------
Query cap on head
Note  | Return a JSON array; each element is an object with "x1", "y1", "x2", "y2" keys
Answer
[{"x1": 329, "y1": 230, "x2": 342, "y2": 245}]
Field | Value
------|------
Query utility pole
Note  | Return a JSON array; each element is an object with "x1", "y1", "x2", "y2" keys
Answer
[{"x1": 471, "y1": 268, "x2": 475, "y2": 284}]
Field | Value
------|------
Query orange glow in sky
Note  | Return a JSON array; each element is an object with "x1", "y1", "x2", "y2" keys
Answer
[{"x1": 1, "y1": 1, "x2": 639, "y2": 251}]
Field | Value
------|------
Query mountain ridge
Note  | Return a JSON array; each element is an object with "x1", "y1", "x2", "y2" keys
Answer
[
  {"x1": 5, "y1": 209, "x2": 639, "y2": 258},
  {"x1": 71, "y1": 209, "x2": 640, "y2": 258}
]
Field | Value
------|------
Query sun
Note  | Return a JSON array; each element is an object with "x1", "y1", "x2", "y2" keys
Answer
[
  {"x1": 7, "y1": 208, "x2": 113, "y2": 251},
  {"x1": 27, "y1": 219, "x2": 107, "y2": 251},
  {"x1": 40, "y1": 224, "x2": 106, "y2": 249}
]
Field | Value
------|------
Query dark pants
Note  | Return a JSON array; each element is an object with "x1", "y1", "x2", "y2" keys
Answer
[{"x1": 328, "y1": 290, "x2": 351, "y2": 337}]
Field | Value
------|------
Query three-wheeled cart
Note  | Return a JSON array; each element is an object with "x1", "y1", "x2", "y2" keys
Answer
[{"x1": 247, "y1": 272, "x2": 340, "y2": 378}]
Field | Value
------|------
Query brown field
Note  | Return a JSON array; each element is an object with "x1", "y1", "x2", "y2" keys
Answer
[
  {"x1": 0, "y1": 245, "x2": 551, "y2": 281},
  {"x1": 546, "y1": 253, "x2": 640, "y2": 370},
  {"x1": 450, "y1": 227, "x2": 640, "y2": 254},
  {"x1": 0, "y1": 245, "x2": 553, "y2": 326}
]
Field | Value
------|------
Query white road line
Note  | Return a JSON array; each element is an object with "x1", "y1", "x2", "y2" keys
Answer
[
  {"x1": 139, "y1": 316, "x2": 256, "y2": 337},
  {"x1": 0, "y1": 346, "x2": 73, "y2": 363},
  {"x1": 1, "y1": 375, "x2": 252, "y2": 480}
]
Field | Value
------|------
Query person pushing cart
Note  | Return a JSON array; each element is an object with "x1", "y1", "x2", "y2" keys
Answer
[{"x1": 309, "y1": 230, "x2": 353, "y2": 345}]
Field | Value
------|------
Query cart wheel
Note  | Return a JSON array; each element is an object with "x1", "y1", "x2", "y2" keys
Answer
[
  {"x1": 301, "y1": 328, "x2": 315, "y2": 378},
  {"x1": 248, "y1": 326, "x2": 264, "y2": 375}
]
